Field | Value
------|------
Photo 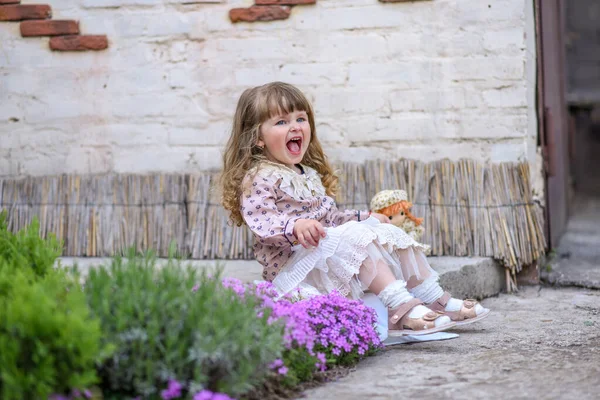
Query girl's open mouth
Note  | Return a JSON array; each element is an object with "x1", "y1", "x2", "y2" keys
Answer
[{"x1": 286, "y1": 137, "x2": 302, "y2": 155}]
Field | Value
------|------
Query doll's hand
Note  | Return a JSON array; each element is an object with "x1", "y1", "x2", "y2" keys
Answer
[
  {"x1": 293, "y1": 219, "x2": 327, "y2": 248},
  {"x1": 370, "y1": 212, "x2": 391, "y2": 224}
]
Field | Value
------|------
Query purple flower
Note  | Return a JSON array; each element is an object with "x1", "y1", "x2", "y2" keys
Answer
[
  {"x1": 226, "y1": 280, "x2": 382, "y2": 377},
  {"x1": 83, "y1": 390, "x2": 92, "y2": 399},
  {"x1": 268, "y1": 358, "x2": 284, "y2": 369},
  {"x1": 161, "y1": 379, "x2": 183, "y2": 400},
  {"x1": 192, "y1": 283, "x2": 200, "y2": 292},
  {"x1": 277, "y1": 366, "x2": 288, "y2": 375},
  {"x1": 212, "y1": 394, "x2": 234, "y2": 400},
  {"x1": 222, "y1": 277, "x2": 246, "y2": 296},
  {"x1": 193, "y1": 391, "x2": 233, "y2": 400},
  {"x1": 193, "y1": 391, "x2": 214, "y2": 400}
]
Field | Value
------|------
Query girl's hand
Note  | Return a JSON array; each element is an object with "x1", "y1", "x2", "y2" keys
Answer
[
  {"x1": 293, "y1": 219, "x2": 326, "y2": 248},
  {"x1": 370, "y1": 212, "x2": 391, "y2": 224}
]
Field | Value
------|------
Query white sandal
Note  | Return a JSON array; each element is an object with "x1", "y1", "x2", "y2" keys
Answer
[
  {"x1": 428, "y1": 292, "x2": 491, "y2": 326},
  {"x1": 388, "y1": 298, "x2": 457, "y2": 337}
]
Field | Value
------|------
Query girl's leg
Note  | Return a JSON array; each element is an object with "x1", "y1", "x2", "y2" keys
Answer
[
  {"x1": 360, "y1": 258, "x2": 396, "y2": 295},
  {"x1": 359, "y1": 259, "x2": 454, "y2": 335},
  {"x1": 395, "y1": 247, "x2": 436, "y2": 289},
  {"x1": 396, "y1": 247, "x2": 490, "y2": 325}
]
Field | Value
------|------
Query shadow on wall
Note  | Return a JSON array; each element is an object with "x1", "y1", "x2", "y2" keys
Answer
[{"x1": 572, "y1": 106, "x2": 600, "y2": 195}]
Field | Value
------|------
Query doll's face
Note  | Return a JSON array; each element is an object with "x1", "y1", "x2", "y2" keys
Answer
[{"x1": 388, "y1": 211, "x2": 407, "y2": 227}]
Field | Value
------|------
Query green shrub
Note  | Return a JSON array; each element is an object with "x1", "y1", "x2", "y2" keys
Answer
[
  {"x1": 0, "y1": 266, "x2": 104, "y2": 399},
  {"x1": 0, "y1": 211, "x2": 62, "y2": 278},
  {"x1": 0, "y1": 213, "x2": 104, "y2": 399},
  {"x1": 85, "y1": 252, "x2": 285, "y2": 399},
  {"x1": 280, "y1": 347, "x2": 319, "y2": 387}
]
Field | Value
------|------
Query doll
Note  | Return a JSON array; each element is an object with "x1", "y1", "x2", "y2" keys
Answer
[{"x1": 369, "y1": 190, "x2": 430, "y2": 253}]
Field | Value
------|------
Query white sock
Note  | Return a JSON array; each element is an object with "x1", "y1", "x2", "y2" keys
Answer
[
  {"x1": 409, "y1": 275, "x2": 444, "y2": 304},
  {"x1": 445, "y1": 298, "x2": 487, "y2": 315},
  {"x1": 408, "y1": 305, "x2": 452, "y2": 326},
  {"x1": 411, "y1": 276, "x2": 487, "y2": 316},
  {"x1": 378, "y1": 280, "x2": 451, "y2": 325},
  {"x1": 377, "y1": 280, "x2": 412, "y2": 309}
]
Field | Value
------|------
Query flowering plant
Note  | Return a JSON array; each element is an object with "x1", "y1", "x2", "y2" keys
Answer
[
  {"x1": 47, "y1": 264, "x2": 381, "y2": 400},
  {"x1": 1, "y1": 216, "x2": 382, "y2": 400},
  {"x1": 221, "y1": 278, "x2": 382, "y2": 387},
  {"x1": 84, "y1": 257, "x2": 285, "y2": 399}
]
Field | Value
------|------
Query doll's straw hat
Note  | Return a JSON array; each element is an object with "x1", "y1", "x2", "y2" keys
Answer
[{"x1": 370, "y1": 189, "x2": 408, "y2": 212}]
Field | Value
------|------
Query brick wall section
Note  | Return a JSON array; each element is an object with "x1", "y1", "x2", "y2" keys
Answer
[
  {"x1": 0, "y1": 0, "x2": 540, "y2": 192},
  {"x1": 230, "y1": 0, "x2": 431, "y2": 23},
  {"x1": 50, "y1": 34, "x2": 107, "y2": 51},
  {"x1": 230, "y1": 0, "x2": 314, "y2": 23},
  {"x1": 255, "y1": 0, "x2": 316, "y2": 5},
  {"x1": 0, "y1": 4, "x2": 51, "y2": 20},
  {"x1": 230, "y1": 5, "x2": 291, "y2": 23},
  {"x1": 21, "y1": 19, "x2": 78, "y2": 36},
  {"x1": 0, "y1": 0, "x2": 107, "y2": 51}
]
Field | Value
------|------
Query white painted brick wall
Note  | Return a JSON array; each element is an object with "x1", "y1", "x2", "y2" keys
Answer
[{"x1": 0, "y1": 0, "x2": 539, "y2": 182}]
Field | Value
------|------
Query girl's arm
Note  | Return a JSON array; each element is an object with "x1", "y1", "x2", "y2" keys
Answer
[
  {"x1": 324, "y1": 201, "x2": 370, "y2": 226},
  {"x1": 241, "y1": 175, "x2": 298, "y2": 246},
  {"x1": 327, "y1": 206, "x2": 390, "y2": 226}
]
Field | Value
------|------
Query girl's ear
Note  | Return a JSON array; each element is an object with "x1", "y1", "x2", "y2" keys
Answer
[{"x1": 257, "y1": 138, "x2": 265, "y2": 148}]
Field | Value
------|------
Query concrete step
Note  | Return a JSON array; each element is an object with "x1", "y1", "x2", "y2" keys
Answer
[
  {"x1": 430, "y1": 257, "x2": 505, "y2": 300},
  {"x1": 542, "y1": 258, "x2": 600, "y2": 290},
  {"x1": 57, "y1": 256, "x2": 506, "y2": 300},
  {"x1": 540, "y1": 194, "x2": 600, "y2": 290}
]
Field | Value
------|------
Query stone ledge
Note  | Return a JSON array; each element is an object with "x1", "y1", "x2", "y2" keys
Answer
[
  {"x1": 542, "y1": 259, "x2": 600, "y2": 290},
  {"x1": 432, "y1": 257, "x2": 505, "y2": 300},
  {"x1": 58, "y1": 256, "x2": 506, "y2": 300}
]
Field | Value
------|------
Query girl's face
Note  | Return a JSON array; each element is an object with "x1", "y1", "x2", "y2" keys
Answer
[{"x1": 258, "y1": 109, "x2": 311, "y2": 171}]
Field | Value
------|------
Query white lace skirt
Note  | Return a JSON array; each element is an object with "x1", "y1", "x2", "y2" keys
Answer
[{"x1": 272, "y1": 217, "x2": 438, "y2": 299}]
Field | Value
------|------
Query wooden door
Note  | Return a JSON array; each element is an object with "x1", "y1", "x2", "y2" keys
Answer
[{"x1": 537, "y1": 0, "x2": 570, "y2": 247}]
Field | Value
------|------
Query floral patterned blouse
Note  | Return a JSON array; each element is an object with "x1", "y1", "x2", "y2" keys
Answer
[{"x1": 241, "y1": 161, "x2": 368, "y2": 281}]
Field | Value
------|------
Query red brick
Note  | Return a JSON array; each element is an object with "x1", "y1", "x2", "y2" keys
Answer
[
  {"x1": 0, "y1": 0, "x2": 21, "y2": 5},
  {"x1": 0, "y1": 4, "x2": 51, "y2": 21},
  {"x1": 255, "y1": 0, "x2": 316, "y2": 5},
  {"x1": 21, "y1": 20, "x2": 79, "y2": 37},
  {"x1": 50, "y1": 35, "x2": 108, "y2": 51},
  {"x1": 229, "y1": 6, "x2": 291, "y2": 23}
]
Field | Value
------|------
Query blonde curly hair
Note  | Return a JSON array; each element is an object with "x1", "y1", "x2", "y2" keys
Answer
[{"x1": 220, "y1": 82, "x2": 338, "y2": 226}]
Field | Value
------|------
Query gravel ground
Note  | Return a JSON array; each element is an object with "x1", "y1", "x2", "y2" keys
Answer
[{"x1": 302, "y1": 286, "x2": 600, "y2": 400}]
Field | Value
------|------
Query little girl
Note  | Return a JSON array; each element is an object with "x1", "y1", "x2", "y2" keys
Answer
[{"x1": 221, "y1": 82, "x2": 490, "y2": 336}]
